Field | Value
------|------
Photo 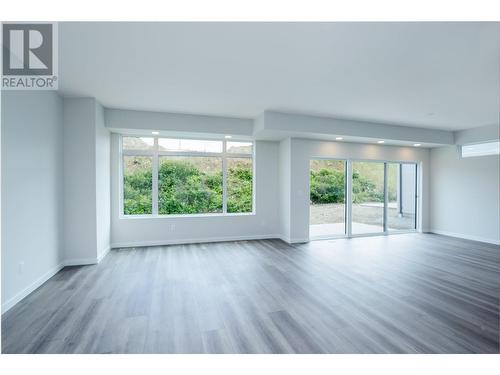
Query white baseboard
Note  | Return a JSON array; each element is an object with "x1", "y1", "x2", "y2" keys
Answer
[
  {"x1": 64, "y1": 247, "x2": 111, "y2": 266},
  {"x1": 430, "y1": 230, "x2": 500, "y2": 245},
  {"x1": 1, "y1": 262, "x2": 65, "y2": 314},
  {"x1": 110, "y1": 234, "x2": 281, "y2": 249},
  {"x1": 2, "y1": 247, "x2": 112, "y2": 315},
  {"x1": 278, "y1": 235, "x2": 309, "y2": 244},
  {"x1": 63, "y1": 257, "x2": 98, "y2": 266},
  {"x1": 97, "y1": 246, "x2": 110, "y2": 262}
]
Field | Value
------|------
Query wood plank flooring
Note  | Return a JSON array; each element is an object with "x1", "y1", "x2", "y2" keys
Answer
[{"x1": 2, "y1": 233, "x2": 499, "y2": 353}]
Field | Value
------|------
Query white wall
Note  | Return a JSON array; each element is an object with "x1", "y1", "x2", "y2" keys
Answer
[
  {"x1": 106, "y1": 108, "x2": 253, "y2": 137},
  {"x1": 430, "y1": 146, "x2": 500, "y2": 244},
  {"x1": 258, "y1": 111, "x2": 454, "y2": 145},
  {"x1": 110, "y1": 136, "x2": 280, "y2": 247},
  {"x1": 64, "y1": 98, "x2": 110, "y2": 264},
  {"x1": 64, "y1": 98, "x2": 98, "y2": 263},
  {"x1": 279, "y1": 139, "x2": 291, "y2": 241},
  {"x1": 454, "y1": 123, "x2": 500, "y2": 145},
  {"x1": 1, "y1": 91, "x2": 64, "y2": 311},
  {"x1": 284, "y1": 138, "x2": 431, "y2": 242}
]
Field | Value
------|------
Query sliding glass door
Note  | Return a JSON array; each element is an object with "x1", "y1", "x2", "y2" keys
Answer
[
  {"x1": 309, "y1": 159, "x2": 346, "y2": 238},
  {"x1": 351, "y1": 161, "x2": 385, "y2": 234},
  {"x1": 309, "y1": 159, "x2": 417, "y2": 239},
  {"x1": 387, "y1": 163, "x2": 417, "y2": 231}
]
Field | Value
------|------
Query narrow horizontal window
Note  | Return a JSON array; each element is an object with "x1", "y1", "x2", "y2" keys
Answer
[
  {"x1": 461, "y1": 141, "x2": 500, "y2": 158},
  {"x1": 158, "y1": 138, "x2": 223, "y2": 153}
]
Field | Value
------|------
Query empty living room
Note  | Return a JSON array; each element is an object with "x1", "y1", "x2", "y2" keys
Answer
[{"x1": 1, "y1": 2, "x2": 500, "y2": 373}]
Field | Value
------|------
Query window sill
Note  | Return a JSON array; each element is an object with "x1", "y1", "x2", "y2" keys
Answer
[{"x1": 119, "y1": 212, "x2": 256, "y2": 220}]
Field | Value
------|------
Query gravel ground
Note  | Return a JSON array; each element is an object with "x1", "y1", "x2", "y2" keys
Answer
[{"x1": 310, "y1": 203, "x2": 415, "y2": 230}]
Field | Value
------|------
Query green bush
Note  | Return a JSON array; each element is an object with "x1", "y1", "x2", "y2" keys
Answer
[
  {"x1": 310, "y1": 168, "x2": 385, "y2": 204},
  {"x1": 124, "y1": 159, "x2": 252, "y2": 215},
  {"x1": 310, "y1": 168, "x2": 345, "y2": 204},
  {"x1": 227, "y1": 162, "x2": 252, "y2": 213},
  {"x1": 124, "y1": 161, "x2": 152, "y2": 215},
  {"x1": 125, "y1": 160, "x2": 387, "y2": 215},
  {"x1": 158, "y1": 160, "x2": 223, "y2": 214}
]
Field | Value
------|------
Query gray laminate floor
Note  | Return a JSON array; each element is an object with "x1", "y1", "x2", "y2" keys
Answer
[{"x1": 2, "y1": 233, "x2": 499, "y2": 354}]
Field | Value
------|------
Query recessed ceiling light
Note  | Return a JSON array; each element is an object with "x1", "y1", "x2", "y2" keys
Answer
[
  {"x1": 377, "y1": 140, "x2": 385, "y2": 144},
  {"x1": 225, "y1": 135, "x2": 232, "y2": 139},
  {"x1": 151, "y1": 131, "x2": 159, "y2": 135},
  {"x1": 414, "y1": 143, "x2": 421, "y2": 147},
  {"x1": 336, "y1": 137, "x2": 343, "y2": 140}
]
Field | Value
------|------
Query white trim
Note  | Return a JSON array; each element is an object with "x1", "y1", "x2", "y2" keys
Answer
[
  {"x1": 310, "y1": 234, "x2": 347, "y2": 241},
  {"x1": 346, "y1": 160, "x2": 353, "y2": 236},
  {"x1": 97, "y1": 246, "x2": 111, "y2": 262},
  {"x1": 349, "y1": 230, "x2": 417, "y2": 239},
  {"x1": 63, "y1": 258, "x2": 99, "y2": 266},
  {"x1": 278, "y1": 235, "x2": 309, "y2": 244},
  {"x1": 309, "y1": 229, "x2": 418, "y2": 242},
  {"x1": 119, "y1": 212, "x2": 256, "y2": 220},
  {"x1": 383, "y1": 162, "x2": 388, "y2": 232},
  {"x1": 111, "y1": 234, "x2": 281, "y2": 249},
  {"x1": 1, "y1": 263, "x2": 64, "y2": 314},
  {"x1": 65, "y1": 247, "x2": 111, "y2": 266},
  {"x1": 430, "y1": 230, "x2": 500, "y2": 245},
  {"x1": 2, "y1": 248, "x2": 112, "y2": 314},
  {"x1": 222, "y1": 140, "x2": 228, "y2": 213},
  {"x1": 152, "y1": 137, "x2": 159, "y2": 215}
]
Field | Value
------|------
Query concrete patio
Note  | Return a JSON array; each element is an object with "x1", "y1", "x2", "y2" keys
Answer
[{"x1": 310, "y1": 203, "x2": 416, "y2": 238}]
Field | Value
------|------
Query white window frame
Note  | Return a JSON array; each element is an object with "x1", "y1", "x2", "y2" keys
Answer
[
  {"x1": 459, "y1": 141, "x2": 500, "y2": 158},
  {"x1": 120, "y1": 135, "x2": 255, "y2": 218}
]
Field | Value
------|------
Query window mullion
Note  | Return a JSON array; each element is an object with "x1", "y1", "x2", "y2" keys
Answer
[
  {"x1": 383, "y1": 162, "x2": 388, "y2": 233},
  {"x1": 222, "y1": 141, "x2": 228, "y2": 214},
  {"x1": 346, "y1": 160, "x2": 353, "y2": 237},
  {"x1": 152, "y1": 137, "x2": 159, "y2": 215}
]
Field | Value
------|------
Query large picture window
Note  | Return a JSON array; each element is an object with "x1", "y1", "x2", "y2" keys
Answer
[{"x1": 121, "y1": 136, "x2": 253, "y2": 216}]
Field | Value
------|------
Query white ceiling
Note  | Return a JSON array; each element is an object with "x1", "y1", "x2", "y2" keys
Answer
[{"x1": 59, "y1": 22, "x2": 500, "y2": 131}]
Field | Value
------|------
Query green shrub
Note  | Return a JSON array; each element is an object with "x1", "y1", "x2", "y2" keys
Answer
[
  {"x1": 227, "y1": 162, "x2": 252, "y2": 213},
  {"x1": 158, "y1": 160, "x2": 223, "y2": 214},
  {"x1": 123, "y1": 159, "x2": 252, "y2": 215},
  {"x1": 310, "y1": 168, "x2": 384, "y2": 204},
  {"x1": 310, "y1": 168, "x2": 345, "y2": 204},
  {"x1": 124, "y1": 166, "x2": 152, "y2": 215}
]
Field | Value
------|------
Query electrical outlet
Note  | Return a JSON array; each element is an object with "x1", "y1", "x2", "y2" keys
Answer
[{"x1": 18, "y1": 261, "x2": 25, "y2": 274}]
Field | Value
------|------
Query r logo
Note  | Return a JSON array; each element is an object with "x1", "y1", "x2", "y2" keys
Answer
[{"x1": 2, "y1": 23, "x2": 53, "y2": 76}]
